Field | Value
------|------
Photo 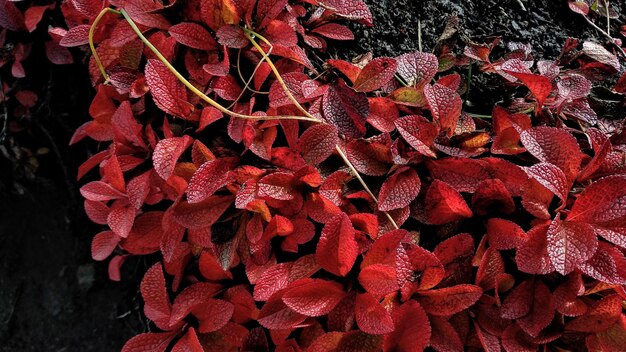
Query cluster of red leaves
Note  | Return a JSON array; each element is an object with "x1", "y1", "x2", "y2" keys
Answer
[{"x1": 5, "y1": 0, "x2": 626, "y2": 351}]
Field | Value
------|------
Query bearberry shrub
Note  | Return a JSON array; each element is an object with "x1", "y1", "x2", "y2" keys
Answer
[{"x1": 3, "y1": 0, "x2": 626, "y2": 351}]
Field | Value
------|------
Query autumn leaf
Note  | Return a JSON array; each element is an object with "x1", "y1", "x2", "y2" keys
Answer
[
  {"x1": 145, "y1": 60, "x2": 193, "y2": 118},
  {"x1": 281, "y1": 278, "x2": 345, "y2": 317},
  {"x1": 424, "y1": 83, "x2": 462, "y2": 136},
  {"x1": 316, "y1": 213, "x2": 358, "y2": 276},
  {"x1": 378, "y1": 167, "x2": 421, "y2": 211},
  {"x1": 352, "y1": 57, "x2": 397, "y2": 92}
]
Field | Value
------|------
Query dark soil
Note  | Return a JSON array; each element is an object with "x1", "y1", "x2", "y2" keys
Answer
[
  {"x1": 0, "y1": 0, "x2": 623, "y2": 351},
  {"x1": 0, "y1": 63, "x2": 143, "y2": 351},
  {"x1": 357, "y1": 0, "x2": 621, "y2": 59}
]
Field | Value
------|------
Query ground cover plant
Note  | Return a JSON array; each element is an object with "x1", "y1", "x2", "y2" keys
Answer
[{"x1": 2, "y1": 0, "x2": 626, "y2": 351}]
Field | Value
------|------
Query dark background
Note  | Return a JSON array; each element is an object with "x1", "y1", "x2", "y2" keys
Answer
[{"x1": 0, "y1": 0, "x2": 617, "y2": 350}]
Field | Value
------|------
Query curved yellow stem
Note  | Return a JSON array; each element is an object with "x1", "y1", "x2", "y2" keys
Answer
[
  {"x1": 243, "y1": 28, "x2": 399, "y2": 230},
  {"x1": 118, "y1": 10, "x2": 319, "y2": 122},
  {"x1": 89, "y1": 8, "x2": 121, "y2": 82}
]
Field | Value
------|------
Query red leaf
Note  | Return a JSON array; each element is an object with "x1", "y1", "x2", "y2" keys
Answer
[
  {"x1": 153, "y1": 136, "x2": 193, "y2": 180},
  {"x1": 45, "y1": 40, "x2": 74, "y2": 65},
  {"x1": 318, "y1": 0, "x2": 373, "y2": 26},
  {"x1": 358, "y1": 264, "x2": 399, "y2": 295},
  {"x1": 60, "y1": 24, "x2": 90, "y2": 47},
  {"x1": 171, "y1": 328, "x2": 204, "y2": 352},
  {"x1": 91, "y1": 231, "x2": 120, "y2": 261},
  {"x1": 316, "y1": 213, "x2": 358, "y2": 276},
  {"x1": 424, "y1": 180, "x2": 473, "y2": 225},
  {"x1": 486, "y1": 218, "x2": 527, "y2": 250},
  {"x1": 396, "y1": 51, "x2": 438, "y2": 88},
  {"x1": 258, "y1": 172, "x2": 297, "y2": 201},
  {"x1": 122, "y1": 332, "x2": 176, "y2": 352},
  {"x1": 355, "y1": 293, "x2": 394, "y2": 334},
  {"x1": 417, "y1": 284, "x2": 483, "y2": 316},
  {"x1": 200, "y1": 0, "x2": 240, "y2": 32},
  {"x1": 582, "y1": 41, "x2": 620, "y2": 71},
  {"x1": 108, "y1": 204, "x2": 135, "y2": 238},
  {"x1": 501, "y1": 279, "x2": 534, "y2": 319},
  {"x1": 297, "y1": 124, "x2": 338, "y2": 165},
  {"x1": 429, "y1": 316, "x2": 463, "y2": 352},
  {"x1": 141, "y1": 264, "x2": 172, "y2": 330},
  {"x1": 424, "y1": 83, "x2": 462, "y2": 136},
  {"x1": 566, "y1": 294, "x2": 622, "y2": 332},
  {"x1": 256, "y1": 0, "x2": 289, "y2": 29},
  {"x1": 516, "y1": 223, "x2": 555, "y2": 275},
  {"x1": 352, "y1": 57, "x2": 398, "y2": 92},
  {"x1": 345, "y1": 139, "x2": 390, "y2": 176},
  {"x1": 80, "y1": 181, "x2": 126, "y2": 201},
  {"x1": 378, "y1": 167, "x2": 420, "y2": 211},
  {"x1": 258, "y1": 292, "x2": 307, "y2": 329},
  {"x1": 520, "y1": 127, "x2": 582, "y2": 181},
  {"x1": 553, "y1": 273, "x2": 587, "y2": 317},
  {"x1": 168, "y1": 22, "x2": 217, "y2": 50},
  {"x1": 173, "y1": 196, "x2": 233, "y2": 229},
  {"x1": 383, "y1": 300, "x2": 431, "y2": 352},
  {"x1": 526, "y1": 162, "x2": 570, "y2": 203},
  {"x1": 322, "y1": 79, "x2": 369, "y2": 138},
  {"x1": 216, "y1": 25, "x2": 249, "y2": 48},
  {"x1": 517, "y1": 280, "x2": 555, "y2": 337},
  {"x1": 187, "y1": 158, "x2": 235, "y2": 203},
  {"x1": 0, "y1": 0, "x2": 25, "y2": 31},
  {"x1": 501, "y1": 324, "x2": 538, "y2": 352},
  {"x1": 281, "y1": 278, "x2": 345, "y2": 317},
  {"x1": 145, "y1": 59, "x2": 193, "y2": 118},
  {"x1": 568, "y1": 175, "x2": 626, "y2": 248},
  {"x1": 367, "y1": 97, "x2": 399, "y2": 133},
  {"x1": 168, "y1": 283, "x2": 223, "y2": 328},
  {"x1": 546, "y1": 218, "x2": 597, "y2": 275},
  {"x1": 195, "y1": 298, "x2": 235, "y2": 333},
  {"x1": 579, "y1": 241, "x2": 626, "y2": 285},
  {"x1": 568, "y1": 0, "x2": 589, "y2": 15},
  {"x1": 327, "y1": 59, "x2": 361, "y2": 83},
  {"x1": 311, "y1": 23, "x2": 354, "y2": 40},
  {"x1": 503, "y1": 69, "x2": 552, "y2": 109},
  {"x1": 394, "y1": 115, "x2": 438, "y2": 158}
]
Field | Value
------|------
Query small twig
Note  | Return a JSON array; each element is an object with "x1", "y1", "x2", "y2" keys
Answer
[
  {"x1": 394, "y1": 74, "x2": 410, "y2": 87},
  {"x1": 417, "y1": 19, "x2": 423, "y2": 52},
  {"x1": 464, "y1": 62, "x2": 473, "y2": 106},
  {"x1": 0, "y1": 76, "x2": 8, "y2": 144},
  {"x1": 604, "y1": 0, "x2": 610, "y2": 34},
  {"x1": 578, "y1": 12, "x2": 626, "y2": 59},
  {"x1": 515, "y1": 0, "x2": 527, "y2": 12}
]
